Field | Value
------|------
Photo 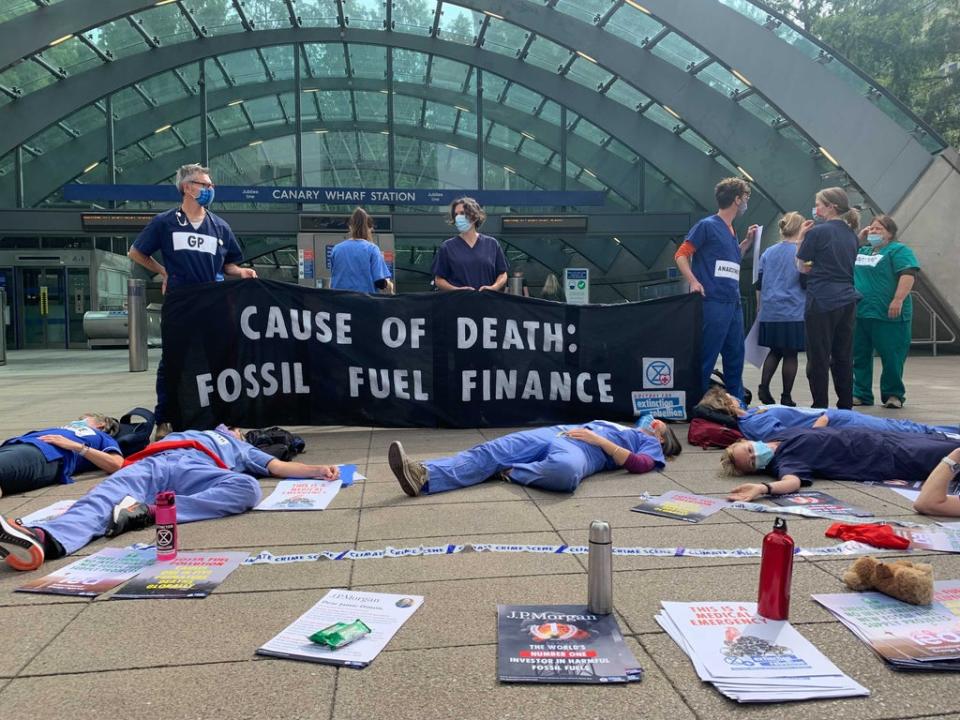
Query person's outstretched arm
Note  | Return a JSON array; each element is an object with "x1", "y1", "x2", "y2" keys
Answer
[
  {"x1": 914, "y1": 448, "x2": 960, "y2": 516},
  {"x1": 36, "y1": 434, "x2": 123, "y2": 474},
  {"x1": 562, "y1": 428, "x2": 656, "y2": 474},
  {"x1": 727, "y1": 474, "x2": 802, "y2": 502},
  {"x1": 267, "y1": 459, "x2": 340, "y2": 480}
]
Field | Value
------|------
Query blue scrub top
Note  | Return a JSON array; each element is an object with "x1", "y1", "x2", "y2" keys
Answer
[
  {"x1": 431, "y1": 233, "x2": 508, "y2": 289},
  {"x1": 133, "y1": 209, "x2": 243, "y2": 290},
  {"x1": 686, "y1": 214, "x2": 742, "y2": 304},
  {"x1": 560, "y1": 421, "x2": 666, "y2": 471},
  {"x1": 166, "y1": 429, "x2": 275, "y2": 476},
  {"x1": 739, "y1": 405, "x2": 824, "y2": 440},
  {"x1": 330, "y1": 239, "x2": 392, "y2": 293},
  {"x1": 757, "y1": 242, "x2": 805, "y2": 322},
  {"x1": 4, "y1": 425, "x2": 121, "y2": 483}
]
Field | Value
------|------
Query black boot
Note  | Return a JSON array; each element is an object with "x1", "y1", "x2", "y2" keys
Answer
[
  {"x1": 757, "y1": 384, "x2": 775, "y2": 405},
  {"x1": 780, "y1": 394, "x2": 796, "y2": 407}
]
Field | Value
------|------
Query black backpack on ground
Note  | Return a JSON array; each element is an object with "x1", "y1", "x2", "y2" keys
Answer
[
  {"x1": 244, "y1": 426, "x2": 306, "y2": 461},
  {"x1": 709, "y1": 370, "x2": 753, "y2": 407},
  {"x1": 116, "y1": 408, "x2": 155, "y2": 455}
]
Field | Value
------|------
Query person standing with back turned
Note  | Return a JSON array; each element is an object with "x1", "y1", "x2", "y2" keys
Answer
[
  {"x1": 329, "y1": 207, "x2": 394, "y2": 294},
  {"x1": 795, "y1": 187, "x2": 860, "y2": 409},
  {"x1": 128, "y1": 164, "x2": 257, "y2": 439},
  {"x1": 674, "y1": 177, "x2": 758, "y2": 401}
]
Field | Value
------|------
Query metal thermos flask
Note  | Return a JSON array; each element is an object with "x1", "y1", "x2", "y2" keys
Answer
[
  {"x1": 587, "y1": 520, "x2": 613, "y2": 615},
  {"x1": 757, "y1": 517, "x2": 794, "y2": 620}
]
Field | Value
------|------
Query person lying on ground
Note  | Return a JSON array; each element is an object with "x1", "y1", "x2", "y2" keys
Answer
[
  {"x1": 388, "y1": 417, "x2": 681, "y2": 497},
  {"x1": 0, "y1": 425, "x2": 338, "y2": 571},
  {"x1": 721, "y1": 426, "x2": 960, "y2": 516},
  {"x1": 700, "y1": 387, "x2": 957, "y2": 442},
  {"x1": 0, "y1": 414, "x2": 122, "y2": 497}
]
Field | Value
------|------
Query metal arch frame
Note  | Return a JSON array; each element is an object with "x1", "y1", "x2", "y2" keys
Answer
[
  {"x1": 15, "y1": 77, "x2": 651, "y2": 210},
  {"x1": 638, "y1": 0, "x2": 935, "y2": 211},
  {"x1": 0, "y1": 29, "x2": 745, "y2": 213}
]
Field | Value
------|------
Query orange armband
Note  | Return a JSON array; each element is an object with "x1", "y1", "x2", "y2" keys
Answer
[{"x1": 674, "y1": 240, "x2": 696, "y2": 260}]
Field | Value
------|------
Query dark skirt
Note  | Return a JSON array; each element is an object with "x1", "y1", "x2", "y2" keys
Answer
[{"x1": 759, "y1": 320, "x2": 805, "y2": 351}]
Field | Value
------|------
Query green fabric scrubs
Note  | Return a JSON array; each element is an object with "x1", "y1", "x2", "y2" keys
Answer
[{"x1": 852, "y1": 242, "x2": 919, "y2": 404}]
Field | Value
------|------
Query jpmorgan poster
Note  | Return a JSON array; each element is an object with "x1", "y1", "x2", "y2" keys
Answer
[{"x1": 163, "y1": 280, "x2": 702, "y2": 429}]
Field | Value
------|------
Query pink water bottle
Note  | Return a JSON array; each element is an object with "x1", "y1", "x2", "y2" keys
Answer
[{"x1": 155, "y1": 491, "x2": 178, "y2": 561}]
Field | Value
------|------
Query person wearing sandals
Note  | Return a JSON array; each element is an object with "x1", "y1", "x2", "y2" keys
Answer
[
  {"x1": 754, "y1": 212, "x2": 806, "y2": 406},
  {"x1": 852, "y1": 215, "x2": 919, "y2": 409}
]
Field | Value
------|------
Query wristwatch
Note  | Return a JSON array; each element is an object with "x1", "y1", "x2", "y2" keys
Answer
[
  {"x1": 942, "y1": 456, "x2": 960, "y2": 475},
  {"x1": 78, "y1": 444, "x2": 89, "y2": 456},
  {"x1": 761, "y1": 482, "x2": 773, "y2": 496}
]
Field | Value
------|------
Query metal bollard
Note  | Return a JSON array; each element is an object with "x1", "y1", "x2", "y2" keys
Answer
[
  {"x1": 507, "y1": 276, "x2": 524, "y2": 296},
  {"x1": 0, "y1": 288, "x2": 7, "y2": 366},
  {"x1": 128, "y1": 278, "x2": 148, "y2": 372}
]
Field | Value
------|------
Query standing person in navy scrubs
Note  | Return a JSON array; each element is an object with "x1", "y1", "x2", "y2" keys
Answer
[
  {"x1": 128, "y1": 164, "x2": 257, "y2": 438},
  {"x1": 432, "y1": 197, "x2": 508, "y2": 292},
  {"x1": 674, "y1": 178, "x2": 758, "y2": 401}
]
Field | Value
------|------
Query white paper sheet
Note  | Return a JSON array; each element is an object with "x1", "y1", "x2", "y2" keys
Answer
[
  {"x1": 255, "y1": 479, "x2": 342, "y2": 511},
  {"x1": 751, "y1": 225, "x2": 764, "y2": 283},
  {"x1": 744, "y1": 318, "x2": 769, "y2": 369}
]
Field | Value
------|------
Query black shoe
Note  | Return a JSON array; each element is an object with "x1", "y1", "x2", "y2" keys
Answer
[
  {"x1": 757, "y1": 384, "x2": 775, "y2": 405},
  {"x1": 779, "y1": 394, "x2": 796, "y2": 407},
  {"x1": 105, "y1": 495, "x2": 155, "y2": 537}
]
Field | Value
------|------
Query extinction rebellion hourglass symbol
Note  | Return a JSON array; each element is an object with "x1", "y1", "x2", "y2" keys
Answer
[
  {"x1": 157, "y1": 528, "x2": 174, "y2": 547},
  {"x1": 646, "y1": 360, "x2": 672, "y2": 387}
]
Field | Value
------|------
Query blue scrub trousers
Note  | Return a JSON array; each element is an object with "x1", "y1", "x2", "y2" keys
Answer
[
  {"x1": 701, "y1": 300, "x2": 745, "y2": 400},
  {"x1": 825, "y1": 410, "x2": 959, "y2": 437},
  {"x1": 423, "y1": 426, "x2": 607, "y2": 495},
  {"x1": 34, "y1": 452, "x2": 262, "y2": 555}
]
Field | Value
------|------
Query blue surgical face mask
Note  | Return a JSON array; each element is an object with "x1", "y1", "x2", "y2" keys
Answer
[
  {"x1": 69, "y1": 420, "x2": 88, "y2": 430},
  {"x1": 635, "y1": 413, "x2": 655, "y2": 431},
  {"x1": 867, "y1": 233, "x2": 884, "y2": 247},
  {"x1": 737, "y1": 198, "x2": 749, "y2": 217},
  {"x1": 454, "y1": 214, "x2": 472, "y2": 233},
  {"x1": 750, "y1": 441, "x2": 774, "y2": 470},
  {"x1": 196, "y1": 186, "x2": 215, "y2": 208}
]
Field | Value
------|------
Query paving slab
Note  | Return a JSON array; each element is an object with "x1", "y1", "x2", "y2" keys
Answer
[
  {"x1": 534, "y1": 492, "x2": 742, "y2": 531},
  {"x1": 361, "y1": 477, "x2": 530, "y2": 507},
  {"x1": 357, "y1": 500, "x2": 552, "y2": 541},
  {"x1": 179, "y1": 507, "x2": 360, "y2": 549},
  {"x1": 332, "y1": 640, "x2": 695, "y2": 720},
  {"x1": 522, "y1": 469, "x2": 679, "y2": 500},
  {"x1": 0, "y1": 604, "x2": 85, "y2": 677}
]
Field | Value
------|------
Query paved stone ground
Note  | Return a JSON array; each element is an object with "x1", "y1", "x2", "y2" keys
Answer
[{"x1": 0, "y1": 348, "x2": 959, "y2": 720}]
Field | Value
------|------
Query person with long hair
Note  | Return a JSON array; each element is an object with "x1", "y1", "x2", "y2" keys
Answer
[
  {"x1": 755, "y1": 212, "x2": 806, "y2": 406},
  {"x1": 329, "y1": 207, "x2": 393, "y2": 293},
  {"x1": 541, "y1": 273, "x2": 563, "y2": 301},
  {"x1": 852, "y1": 214, "x2": 919, "y2": 408},
  {"x1": 796, "y1": 187, "x2": 861, "y2": 408},
  {"x1": 432, "y1": 197, "x2": 508, "y2": 292}
]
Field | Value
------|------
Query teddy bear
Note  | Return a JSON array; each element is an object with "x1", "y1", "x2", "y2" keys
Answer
[{"x1": 842, "y1": 556, "x2": 934, "y2": 605}]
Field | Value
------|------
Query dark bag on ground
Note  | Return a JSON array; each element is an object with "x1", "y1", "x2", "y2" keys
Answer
[
  {"x1": 244, "y1": 426, "x2": 306, "y2": 461},
  {"x1": 690, "y1": 403, "x2": 740, "y2": 429},
  {"x1": 116, "y1": 408, "x2": 156, "y2": 456},
  {"x1": 687, "y1": 417, "x2": 744, "y2": 449}
]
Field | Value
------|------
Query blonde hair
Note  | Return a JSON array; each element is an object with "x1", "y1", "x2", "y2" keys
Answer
[
  {"x1": 778, "y1": 211, "x2": 804, "y2": 239},
  {"x1": 816, "y1": 187, "x2": 859, "y2": 231},
  {"x1": 699, "y1": 386, "x2": 738, "y2": 417},
  {"x1": 720, "y1": 444, "x2": 746, "y2": 476},
  {"x1": 542, "y1": 273, "x2": 560, "y2": 298}
]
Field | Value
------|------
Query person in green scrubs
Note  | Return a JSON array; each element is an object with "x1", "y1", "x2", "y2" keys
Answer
[{"x1": 852, "y1": 215, "x2": 919, "y2": 408}]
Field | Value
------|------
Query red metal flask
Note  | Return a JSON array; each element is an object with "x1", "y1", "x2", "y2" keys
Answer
[{"x1": 757, "y1": 517, "x2": 794, "y2": 620}]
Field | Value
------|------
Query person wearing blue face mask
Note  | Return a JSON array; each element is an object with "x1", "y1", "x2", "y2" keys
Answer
[
  {"x1": 128, "y1": 164, "x2": 258, "y2": 439},
  {"x1": 674, "y1": 177, "x2": 758, "y2": 402},
  {"x1": 431, "y1": 197, "x2": 509, "y2": 293},
  {"x1": 852, "y1": 215, "x2": 919, "y2": 409}
]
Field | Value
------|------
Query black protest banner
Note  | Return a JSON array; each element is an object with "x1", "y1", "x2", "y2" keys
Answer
[{"x1": 163, "y1": 280, "x2": 701, "y2": 429}]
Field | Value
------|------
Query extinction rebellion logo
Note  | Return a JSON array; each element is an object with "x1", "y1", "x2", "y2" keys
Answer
[{"x1": 643, "y1": 357, "x2": 674, "y2": 389}]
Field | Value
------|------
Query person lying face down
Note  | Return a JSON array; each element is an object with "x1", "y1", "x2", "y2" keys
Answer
[
  {"x1": 387, "y1": 416, "x2": 682, "y2": 497},
  {"x1": 0, "y1": 413, "x2": 123, "y2": 496},
  {"x1": 720, "y1": 426, "x2": 960, "y2": 517},
  {"x1": 0, "y1": 424, "x2": 339, "y2": 572},
  {"x1": 699, "y1": 387, "x2": 958, "y2": 442}
]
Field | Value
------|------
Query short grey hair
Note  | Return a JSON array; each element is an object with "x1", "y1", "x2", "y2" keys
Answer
[{"x1": 175, "y1": 164, "x2": 211, "y2": 194}]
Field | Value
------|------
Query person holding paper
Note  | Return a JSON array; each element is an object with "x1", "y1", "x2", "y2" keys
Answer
[
  {"x1": 698, "y1": 387, "x2": 958, "y2": 441},
  {"x1": 754, "y1": 212, "x2": 806, "y2": 406},
  {"x1": 674, "y1": 177, "x2": 758, "y2": 401},
  {"x1": 852, "y1": 215, "x2": 919, "y2": 409},
  {"x1": 0, "y1": 414, "x2": 122, "y2": 496},
  {"x1": 387, "y1": 417, "x2": 680, "y2": 497},
  {"x1": 0, "y1": 426, "x2": 338, "y2": 571},
  {"x1": 719, "y1": 427, "x2": 960, "y2": 517}
]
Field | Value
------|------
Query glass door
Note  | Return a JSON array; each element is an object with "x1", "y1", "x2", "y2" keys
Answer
[{"x1": 19, "y1": 267, "x2": 68, "y2": 349}]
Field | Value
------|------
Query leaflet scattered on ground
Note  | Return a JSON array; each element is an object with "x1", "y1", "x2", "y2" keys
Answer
[
  {"x1": 257, "y1": 589, "x2": 423, "y2": 668},
  {"x1": 18, "y1": 500, "x2": 75, "y2": 526},
  {"x1": 16, "y1": 547, "x2": 155, "y2": 597},
  {"x1": 770, "y1": 491, "x2": 873, "y2": 518},
  {"x1": 814, "y1": 580, "x2": 960, "y2": 670},
  {"x1": 631, "y1": 491, "x2": 729, "y2": 524},
  {"x1": 897, "y1": 528, "x2": 960, "y2": 553},
  {"x1": 496, "y1": 605, "x2": 642, "y2": 683},
  {"x1": 867, "y1": 478, "x2": 960, "y2": 504},
  {"x1": 111, "y1": 551, "x2": 248, "y2": 599},
  {"x1": 657, "y1": 601, "x2": 867, "y2": 702},
  {"x1": 255, "y1": 479, "x2": 342, "y2": 511}
]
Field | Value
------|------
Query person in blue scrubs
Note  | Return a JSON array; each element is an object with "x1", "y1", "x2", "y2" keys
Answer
[
  {"x1": 387, "y1": 418, "x2": 681, "y2": 497},
  {"x1": 699, "y1": 386, "x2": 958, "y2": 441},
  {"x1": 432, "y1": 197, "x2": 509, "y2": 292},
  {"x1": 674, "y1": 177, "x2": 758, "y2": 400},
  {"x1": 0, "y1": 414, "x2": 122, "y2": 495},
  {"x1": 128, "y1": 164, "x2": 258, "y2": 438},
  {"x1": 330, "y1": 207, "x2": 393, "y2": 294},
  {"x1": 0, "y1": 426, "x2": 339, "y2": 571}
]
